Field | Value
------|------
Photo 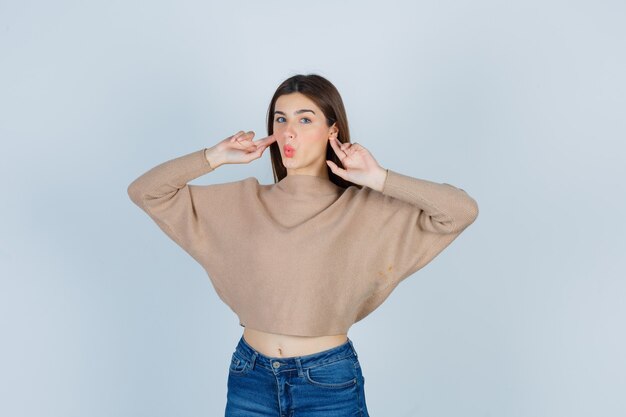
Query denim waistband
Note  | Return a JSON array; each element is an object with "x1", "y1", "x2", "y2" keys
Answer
[{"x1": 234, "y1": 334, "x2": 358, "y2": 372}]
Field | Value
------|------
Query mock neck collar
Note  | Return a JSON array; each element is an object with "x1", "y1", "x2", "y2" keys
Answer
[{"x1": 275, "y1": 174, "x2": 342, "y2": 198}]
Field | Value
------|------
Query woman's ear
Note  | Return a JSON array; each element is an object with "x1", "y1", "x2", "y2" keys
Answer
[{"x1": 329, "y1": 123, "x2": 339, "y2": 138}]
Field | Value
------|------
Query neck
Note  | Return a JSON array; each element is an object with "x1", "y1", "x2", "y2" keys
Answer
[
  {"x1": 275, "y1": 173, "x2": 342, "y2": 199},
  {"x1": 285, "y1": 169, "x2": 330, "y2": 180}
]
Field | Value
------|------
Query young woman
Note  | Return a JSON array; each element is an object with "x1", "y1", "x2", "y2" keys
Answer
[{"x1": 128, "y1": 74, "x2": 479, "y2": 416}]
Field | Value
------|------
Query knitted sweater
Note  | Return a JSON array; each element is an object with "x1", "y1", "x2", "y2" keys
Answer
[{"x1": 127, "y1": 148, "x2": 479, "y2": 336}]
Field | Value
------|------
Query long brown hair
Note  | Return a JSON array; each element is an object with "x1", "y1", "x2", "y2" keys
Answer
[{"x1": 266, "y1": 74, "x2": 362, "y2": 190}]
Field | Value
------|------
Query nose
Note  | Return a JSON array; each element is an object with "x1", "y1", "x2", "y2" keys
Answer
[
  {"x1": 283, "y1": 128, "x2": 295, "y2": 142},
  {"x1": 275, "y1": 120, "x2": 297, "y2": 143}
]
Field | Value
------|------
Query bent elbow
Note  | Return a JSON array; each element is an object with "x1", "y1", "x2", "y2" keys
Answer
[
  {"x1": 435, "y1": 198, "x2": 479, "y2": 234},
  {"x1": 467, "y1": 197, "x2": 479, "y2": 224},
  {"x1": 127, "y1": 180, "x2": 146, "y2": 207},
  {"x1": 456, "y1": 197, "x2": 479, "y2": 232}
]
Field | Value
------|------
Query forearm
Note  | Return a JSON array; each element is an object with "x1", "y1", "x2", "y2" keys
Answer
[
  {"x1": 127, "y1": 148, "x2": 215, "y2": 207},
  {"x1": 379, "y1": 168, "x2": 479, "y2": 233}
]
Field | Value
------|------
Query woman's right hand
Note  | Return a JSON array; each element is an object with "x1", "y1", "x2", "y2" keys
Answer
[{"x1": 205, "y1": 131, "x2": 276, "y2": 168}]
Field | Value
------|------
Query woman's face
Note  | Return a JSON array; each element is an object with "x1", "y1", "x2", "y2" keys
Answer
[{"x1": 273, "y1": 92, "x2": 338, "y2": 177}]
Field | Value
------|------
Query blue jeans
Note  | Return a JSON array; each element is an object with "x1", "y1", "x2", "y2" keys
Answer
[{"x1": 225, "y1": 334, "x2": 370, "y2": 417}]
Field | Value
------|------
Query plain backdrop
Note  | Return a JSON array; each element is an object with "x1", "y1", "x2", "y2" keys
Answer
[{"x1": 1, "y1": 1, "x2": 624, "y2": 416}]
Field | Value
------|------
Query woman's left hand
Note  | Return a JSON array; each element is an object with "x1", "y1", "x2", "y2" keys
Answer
[{"x1": 326, "y1": 137, "x2": 387, "y2": 191}]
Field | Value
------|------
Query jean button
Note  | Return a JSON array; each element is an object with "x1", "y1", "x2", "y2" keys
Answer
[{"x1": 273, "y1": 361, "x2": 281, "y2": 368}]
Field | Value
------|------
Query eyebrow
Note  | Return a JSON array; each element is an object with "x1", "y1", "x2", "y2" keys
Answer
[{"x1": 274, "y1": 109, "x2": 316, "y2": 116}]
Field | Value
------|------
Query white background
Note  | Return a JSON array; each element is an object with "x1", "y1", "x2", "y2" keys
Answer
[{"x1": 1, "y1": 1, "x2": 624, "y2": 416}]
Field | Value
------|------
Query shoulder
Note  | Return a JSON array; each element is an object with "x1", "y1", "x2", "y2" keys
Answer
[
  {"x1": 341, "y1": 182, "x2": 417, "y2": 216},
  {"x1": 187, "y1": 177, "x2": 259, "y2": 203},
  {"x1": 191, "y1": 176, "x2": 257, "y2": 190},
  {"x1": 340, "y1": 183, "x2": 387, "y2": 206}
]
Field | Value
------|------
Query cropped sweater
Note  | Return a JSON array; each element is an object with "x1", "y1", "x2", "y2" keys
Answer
[{"x1": 127, "y1": 148, "x2": 479, "y2": 336}]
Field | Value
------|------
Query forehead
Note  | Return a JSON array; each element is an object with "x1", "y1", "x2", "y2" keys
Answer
[{"x1": 275, "y1": 92, "x2": 321, "y2": 112}]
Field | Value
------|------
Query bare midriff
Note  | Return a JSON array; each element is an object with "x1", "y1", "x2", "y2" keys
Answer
[{"x1": 242, "y1": 326, "x2": 348, "y2": 358}]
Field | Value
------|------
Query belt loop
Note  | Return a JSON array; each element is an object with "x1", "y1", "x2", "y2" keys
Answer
[
  {"x1": 294, "y1": 357, "x2": 304, "y2": 377},
  {"x1": 347, "y1": 338, "x2": 358, "y2": 358},
  {"x1": 249, "y1": 351, "x2": 257, "y2": 370}
]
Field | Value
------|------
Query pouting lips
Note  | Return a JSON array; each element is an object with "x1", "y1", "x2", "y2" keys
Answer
[{"x1": 284, "y1": 145, "x2": 296, "y2": 157}]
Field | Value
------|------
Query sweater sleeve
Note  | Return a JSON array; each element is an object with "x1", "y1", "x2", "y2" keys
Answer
[
  {"x1": 126, "y1": 148, "x2": 219, "y2": 260},
  {"x1": 381, "y1": 169, "x2": 479, "y2": 234},
  {"x1": 375, "y1": 168, "x2": 479, "y2": 288}
]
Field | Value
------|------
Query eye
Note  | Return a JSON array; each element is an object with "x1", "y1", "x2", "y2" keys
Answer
[{"x1": 274, "y1": 117, "x2": 312, "y2": 123}]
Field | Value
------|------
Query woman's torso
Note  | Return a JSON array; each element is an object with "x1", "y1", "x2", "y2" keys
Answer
[{"x1": 242, "y1": 327, "x2": 348, "y2": 358}]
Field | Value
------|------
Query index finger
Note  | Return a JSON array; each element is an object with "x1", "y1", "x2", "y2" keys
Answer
[
  {"x1": 328, "y1": 136, "x2": 346, "y2": 158},
  {"x1": 253, "y1": 134, "x2": 277, "y2": 147}
]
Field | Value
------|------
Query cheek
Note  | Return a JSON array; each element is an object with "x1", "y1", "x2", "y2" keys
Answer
[
  {"x1": 301, "y1": 134, "x2": 323, "y2": 147},
  {"x1": 301, "y1": 135, "x2": 329, "y2": 155},
  {"x1": 302, "y1": 127, "x2": 328, "y2": 141}
]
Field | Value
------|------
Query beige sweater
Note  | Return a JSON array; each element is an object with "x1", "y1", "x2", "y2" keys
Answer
[{"x1": 127, "y1": 148, "x2": 479, "y2": 336}]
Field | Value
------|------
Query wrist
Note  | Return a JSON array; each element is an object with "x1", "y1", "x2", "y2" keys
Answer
[
  {"x1": 369, "y1": 166, "x2": 387, "y2": 192},
  {"x1": 204, "y1": 146, "x2": 223, "y2": 170}
]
